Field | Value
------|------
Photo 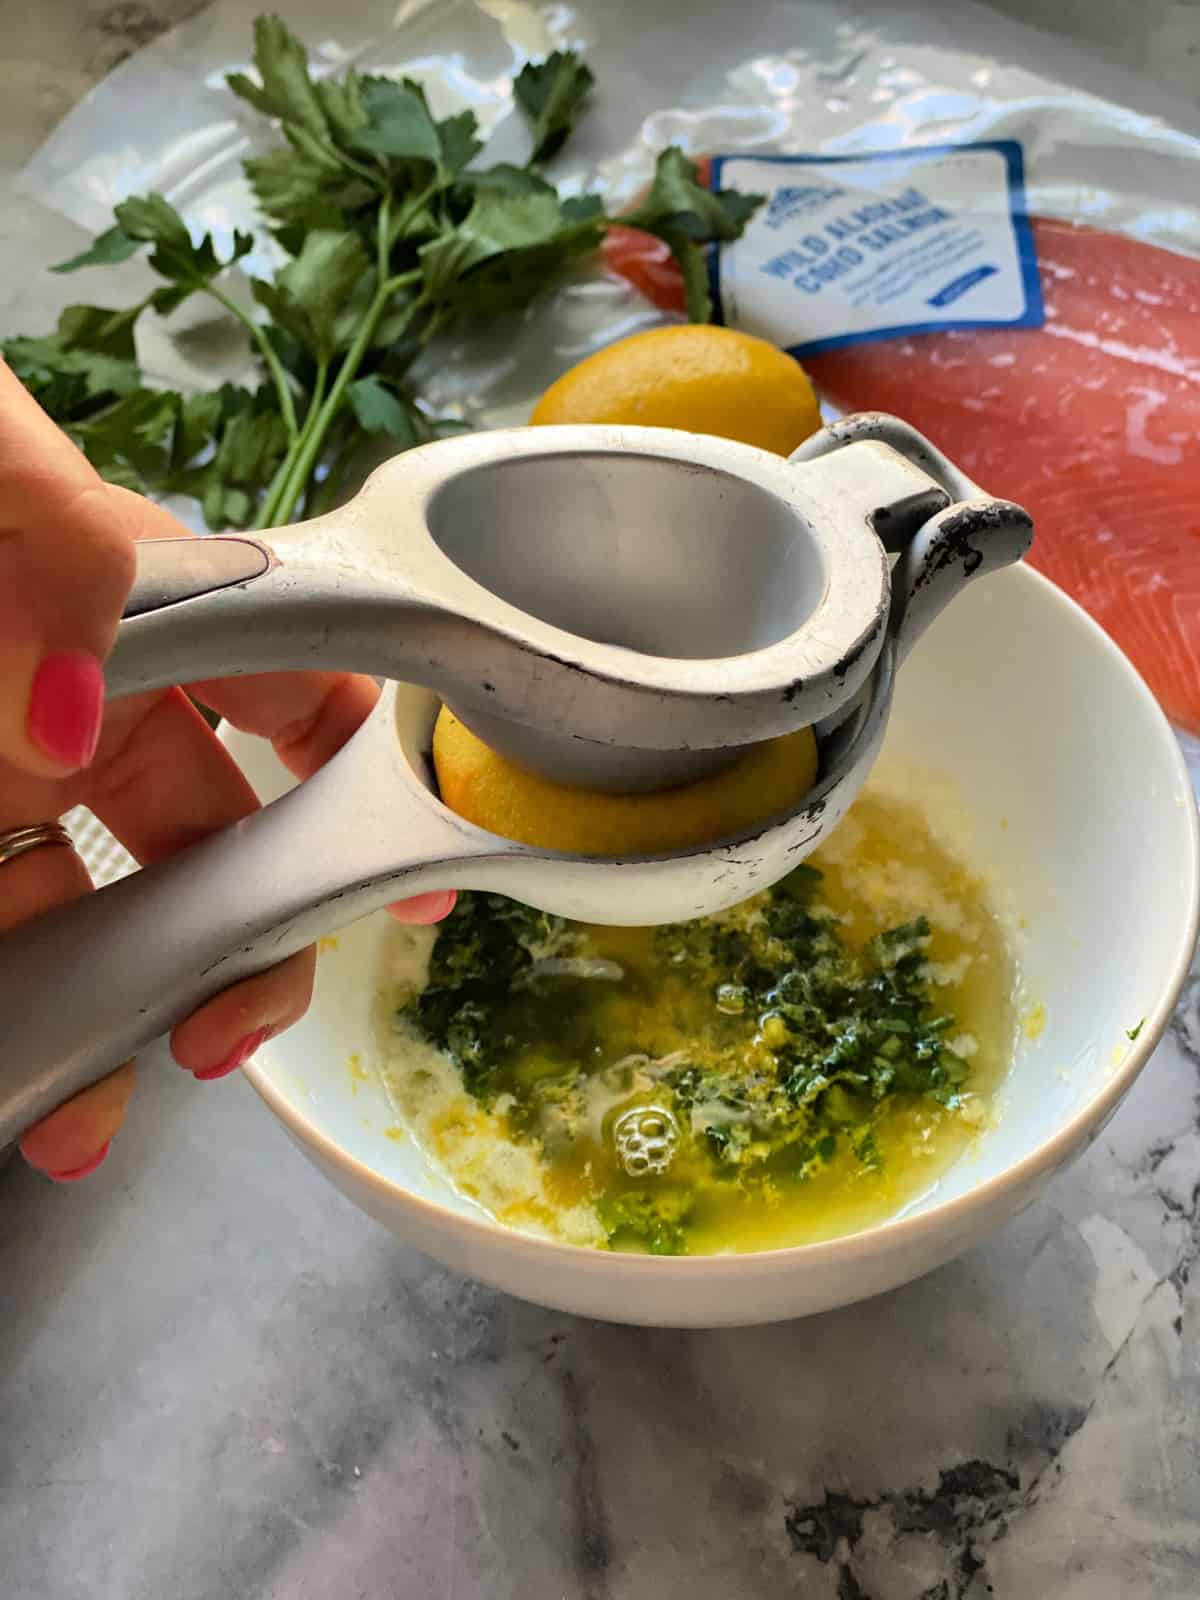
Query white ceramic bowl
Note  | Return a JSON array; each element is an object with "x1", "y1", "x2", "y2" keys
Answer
[{"x1": 235, "y1": 565, "x2": 1198, "y2": 1327}]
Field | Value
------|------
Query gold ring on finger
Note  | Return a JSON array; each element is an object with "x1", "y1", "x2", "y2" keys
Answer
[{"x1": 0, "y1": 822, "x2": 75, "y2": 868}]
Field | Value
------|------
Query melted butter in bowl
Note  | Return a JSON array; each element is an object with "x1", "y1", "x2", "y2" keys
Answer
[{"x1": 373, "y1": 787, "x2": 1016, "y2": 1256}]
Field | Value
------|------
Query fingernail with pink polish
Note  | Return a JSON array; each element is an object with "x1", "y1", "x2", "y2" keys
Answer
[
  {"x1": 429, "y1": 890, "x2": 457, "y2": 922},
  {"x1": 28, "y1": 650, "x2": 105, "y2": 769},
  {"x1": 193, "y1": 1027, "x2": 269, "y2": 1083},
  {"x1": 47, "y1": 1140, "x2": 111, "y2": 1183},
  {"x1": 388, "y1": 890, "x2": 458, "y2": 924}
]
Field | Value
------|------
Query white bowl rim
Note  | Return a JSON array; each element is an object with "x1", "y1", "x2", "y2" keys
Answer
[{"x1": 243, "y1": 564, "x2": 1200, "y2": 1273}]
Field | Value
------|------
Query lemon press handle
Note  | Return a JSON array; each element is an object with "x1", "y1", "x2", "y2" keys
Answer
[{"x1": 0, "y1": 699, "x2": 504, "y2": 1149}]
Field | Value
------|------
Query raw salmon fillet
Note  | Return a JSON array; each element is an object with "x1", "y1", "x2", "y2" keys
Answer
[{"x1": 604, "y1": 209, "x2": 1200, "y2": 732}]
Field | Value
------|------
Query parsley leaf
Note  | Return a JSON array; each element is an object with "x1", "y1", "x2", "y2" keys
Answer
[
  {"x1": 514, "y1": 51, "x2": 596, "y2": 164},
  {"x1": 54, "y1": 302, "x2": 143, "y2": 360},
  {"x1": 420, "y1": 166, "x2": 605, "y2": 311},
  {"x1": 347, "y1": 375, "x2": 419, "y2": 440},
  {"x1": 251, "y1": 228, "x2": 372, "y2": 361},
  {"x1": 596, "y1": 1190, "x2": 691, "y2": 1256},
  {"x1": 625, "y1": 147, "x2": 762, "y2": 242},
  {"x1": 227, "y1": 14, "x2": 332, "y2": 138},
  {"x1": 402, "y1": 893, "x2": 568, "y2": 1099},
  {"x1": 436, "y1": 111, "x2": 484, "y2": 177},
  {"x1": 2, "y1": 303, "x2": 144, "y2": 421},
  {"x1": 51, "y1": 227, "x2": 142, "y2": 274},
  {"x1": 243, "y1": 143, "x2": 369, "y2": 239},
  {"x1": 230, "y1": 20, "x2": 379, "y2": 237},
  {"x1": 622, "y1": 148, "x2": 764, "y2": 319},
  {"x1": 54, "y1": 193, "x2": 254, "y2": 319},
  {"x1": 351, "y1": 77, "x2": 442, "y2": 166},
  {"x1": 69, "y1": 388, "x2": 185, "y2": 492},
  {"x1": 195, "y1": 404, "x2": 291, "y2": 529}
]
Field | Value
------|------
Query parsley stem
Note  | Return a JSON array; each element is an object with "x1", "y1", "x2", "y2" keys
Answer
[
  {"x1": 305, "y1": 431, "x2": 359, "y2": 519},
  {"x1": 287, "y1": 123, "x2": 379, "y2": 188},
  {"x1": 311, "y1": 355, "x2": 330, "y2": 412},
  {"x1": 254, "y1": 456, "x2": 292, "y2": 532},
  {"x1": 392, "y1": 180, "x2": 440, "y2": 241},
  {"x1": 384, "y1": 269, "x2": 423, "y2": 294},
  {"x1": 254, "y1": 355, "x2": 328, "y2": 529},
  {"x1": 266, "y1": 287, "x2": 424, "y2": 525},
  {"x1": 377, "y1": 192, "x2": 391, "y2": 281},
  {"x1": 203, "y1": 282, "x2": 299, "y2": 443}
]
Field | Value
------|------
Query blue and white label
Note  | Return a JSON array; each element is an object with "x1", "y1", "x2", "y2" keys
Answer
[{"x1": 710, "y1": 143, "x2": 1043, "y2": 355}]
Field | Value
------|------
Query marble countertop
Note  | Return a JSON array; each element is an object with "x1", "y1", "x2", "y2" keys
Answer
[{"x1": 1, "y1": 3, "x2": 1199, "y2": 1596}]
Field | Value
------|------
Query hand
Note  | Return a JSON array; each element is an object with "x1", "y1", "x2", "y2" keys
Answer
[{"x1": 0, "y1": 362, "x2": 453, "y2": 1181}]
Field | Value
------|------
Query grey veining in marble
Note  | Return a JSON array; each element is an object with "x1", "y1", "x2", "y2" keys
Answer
[{"x1": 1, "y1": 3, "x2": 1200, "y2": 1597}]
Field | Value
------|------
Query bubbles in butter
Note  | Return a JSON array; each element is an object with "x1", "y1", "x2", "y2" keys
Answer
[{"x1": 612, "y1": 1105, "x2": 681, "y2": 1177}]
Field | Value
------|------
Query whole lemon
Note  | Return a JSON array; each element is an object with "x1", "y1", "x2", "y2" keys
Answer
[
  {"x1": 433, "y1": 706, "x2": 818, "y2": 856},
  {"x1": 529, "y1": 325, "x2": 822, "y2": 455}
]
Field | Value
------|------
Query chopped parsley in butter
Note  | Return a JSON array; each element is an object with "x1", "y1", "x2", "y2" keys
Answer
[{"x1": 382, "y1": 794, "x2": 1015, "y2": 1256}]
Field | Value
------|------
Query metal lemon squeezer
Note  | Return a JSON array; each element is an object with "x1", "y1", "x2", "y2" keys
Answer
[{"x1": 0, "y1": 413, "x2": 1031, "y2": 1143}]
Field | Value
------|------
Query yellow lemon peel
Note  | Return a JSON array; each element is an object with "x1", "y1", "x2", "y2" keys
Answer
[
  {"x1": 530, "y1": 325, "x2": 821, "y2": 456},
  {"x1": 432, "y1": 706, "x2": 818, "y2": 856}
]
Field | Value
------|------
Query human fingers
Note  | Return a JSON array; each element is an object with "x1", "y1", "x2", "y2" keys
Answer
[{"x1": 0, "y1": 365, "x2": 135, "y2": 779}]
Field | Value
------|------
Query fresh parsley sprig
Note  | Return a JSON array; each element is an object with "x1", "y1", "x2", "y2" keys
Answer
[
  {"x1": 4, "y1": 16, "x2": 762, "y2": 531},
  {"x1": 513, "y1": 50, "x2": 596, "y2": 164}
]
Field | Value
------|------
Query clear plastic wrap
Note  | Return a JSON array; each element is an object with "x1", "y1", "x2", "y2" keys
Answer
[{"x1": 23, "y1": 0, "x2": 1200, "y2": 418}]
